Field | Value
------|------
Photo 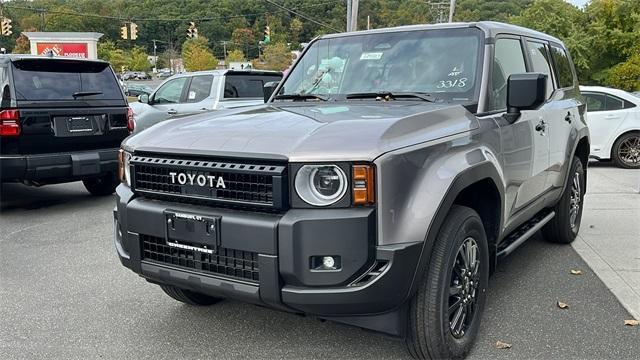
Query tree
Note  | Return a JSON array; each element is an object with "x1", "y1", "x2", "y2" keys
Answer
[
  {"x1": 128, "y1": 46, "x2": 151, "y2": 71},
  {"x1": 603, "y1": 52, "x2": 640, "y2": 91},
  {"x1": 226, "y1": 49, "x2": 246, "y2": 63},
  {"x1": 182, "y1": 36, "x2": 217, "y2": 71},
  {"x1": 231, "y1": 28, "x2": 255, "y2": 56},
  {"x1": 252, "y1": 42, "x2": 294, "y2": 71},
  {"x1": 289, "y1": 18, "x2": 304, "y2": 48},
  {"x1": 12, "y1": 33, "x2": 32, "y2": 54}
]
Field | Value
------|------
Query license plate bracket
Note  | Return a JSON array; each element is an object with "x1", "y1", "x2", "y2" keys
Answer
[
  {"x1": 67, "y1": 117, "x2": 94, "y2": 132},
  {"x1": 164, "y1": 211, "x2": 220, "y2": 254}
]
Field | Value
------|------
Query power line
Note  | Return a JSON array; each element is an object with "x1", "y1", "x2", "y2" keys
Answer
[{"x1": 262, "y1": 0, "x2": 342, "y2": 33}]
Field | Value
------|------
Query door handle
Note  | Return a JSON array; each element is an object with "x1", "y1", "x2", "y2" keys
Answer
[
  {"x1": 564, "y1": 112, "x2": 572, "y2": 123},
  {"x1": 199, "y1": 108, "x2": 207, "y2": 111},
  {"x1": 535, "y1": 120, "x2": 546, "y2": 132},
  {"x1": 167, "y1": 109, "x2": 177, "y2": 115}
]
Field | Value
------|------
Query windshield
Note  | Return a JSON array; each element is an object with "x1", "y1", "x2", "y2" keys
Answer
[
  {"x1": 11, "y1": 59, "x2": 123, "y2": 101},
  {"x1": 279, "y1": 28, "x2": 483, "y2": 101}
]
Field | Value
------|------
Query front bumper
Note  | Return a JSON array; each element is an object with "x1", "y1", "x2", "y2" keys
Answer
[
  {"x1": 114, "y1": 185, "x2": 421, "y2": 317},
  {"x1": 0, "y1": 149, "x2": 119, "y2": 182}
]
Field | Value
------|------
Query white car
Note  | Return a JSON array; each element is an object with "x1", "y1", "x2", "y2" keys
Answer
[{"x1": 580, "y1": 86, "x2": 640, "y2": 168}]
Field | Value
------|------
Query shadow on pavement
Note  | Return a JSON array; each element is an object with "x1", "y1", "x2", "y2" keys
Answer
[{"x1": 0, "y1": 182, "x2": 101, "y2": 212}]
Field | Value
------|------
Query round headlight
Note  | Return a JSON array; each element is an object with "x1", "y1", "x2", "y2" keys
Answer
[{"x1": 295, "y1": 165, "x2": 347, "y2": 206}]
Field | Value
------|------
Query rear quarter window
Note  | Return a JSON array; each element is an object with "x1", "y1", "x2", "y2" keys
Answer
[
  {"x1": 224, "y1": 74, "x2": 281, "y2": 98},
  {"x1": 11, "y1": 59, "x2": 122, "y2": 101},
  {"x1": 550, "y1": 45, "x2": 575, "y2": 89}
]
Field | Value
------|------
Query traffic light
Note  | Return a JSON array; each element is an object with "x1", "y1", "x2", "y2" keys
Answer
[
  {"x1": 1, "y1": 18, "x2": 12, "y2": 37},
  {"x1": 120, "y1": 24, "x2": 128, "y2": 40},
  {"x1": 187, "y1": 22, "x2": 198, "y2": 38},
  {"x1": 130, "y1": 22, "x2": 138, "y2": 40},
  {"x1": 263, "y1": 26, "x2": 270, "y2": 44}
]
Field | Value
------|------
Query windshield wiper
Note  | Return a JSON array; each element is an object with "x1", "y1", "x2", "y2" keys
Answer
[
  {"x1": 345, "y1": 91, "x2": 435, "y2": 102},
  {"x1": 72, "y1": 91, "x2": 103, "y2": 98},
  {"x1": 274, "y1": 93, "x2": 329, "y2": 101}
]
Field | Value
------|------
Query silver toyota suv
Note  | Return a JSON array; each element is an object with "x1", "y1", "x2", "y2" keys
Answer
[{"x1": 114, "y1": 22, "x2": 589, "y2": 359}]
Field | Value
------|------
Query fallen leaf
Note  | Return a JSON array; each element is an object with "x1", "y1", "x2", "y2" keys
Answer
[
  {"x1": 624, "y1": 319, "x2": 639, "y2": 326},
  {"x1": 557, "y1": 301, "x2": 569, "y2": 309},
  {"x1": 570, "y1": 269, "x2": 582, "y2": 275},
  {"x1": 495, "y1": 340, "x2": 512, "y2": 349}
]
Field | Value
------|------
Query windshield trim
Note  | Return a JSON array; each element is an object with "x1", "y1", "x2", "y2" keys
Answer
[{"x1": 273, "y1": 27, "x2": 486, "y2": 104}]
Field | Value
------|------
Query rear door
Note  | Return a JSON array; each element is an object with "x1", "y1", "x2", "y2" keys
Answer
[
  {"x1": 582, "y1": 91, "x2": 633, "y2": 156},
  {"x1": 172, "y1": 74, "x2": 215, "y2": 116},
  {"x1": 9, "y1": 58, "x2": 129, "y2": 155},
  {"x1": 219, "y1": 72, "x2": 282, "y2": 108}
]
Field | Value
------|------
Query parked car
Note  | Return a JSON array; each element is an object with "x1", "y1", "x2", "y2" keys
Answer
[
  {"x1": 121, "y1": 71, "x2": 137, "y2": 81},
  {"x1": 581, "y1": 86, "x2": 640, "y2": 168},
  {"x1": 129, "y1": 69, "x2": 282, "y2": 132},
  {"x1": 133, "y1": 71, "x2": 150, "y2": 80},
  {"x1": 632, "y1": 91, "x2": 640, "y2": 98},
  {"x1": 125, "y1": 84, "x2": 153, "y2": 97},
  {"x1": 114, "y1": 22, "x2": 589, "y2": 359},
  {"x1": 0, "y1": 55, "x2": 132, "y2": 195},
  {"x1": 156, "y1": 70, "x2": 172, "y2": 79}
]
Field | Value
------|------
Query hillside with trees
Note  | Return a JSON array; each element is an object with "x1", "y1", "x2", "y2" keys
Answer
[{"x1": 0, "y1": 0, "x2": 638, "y2": 90}]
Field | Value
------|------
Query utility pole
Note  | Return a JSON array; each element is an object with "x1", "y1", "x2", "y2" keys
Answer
[
  {"x1": 449, "y1": 0, "x2": 457, "y2": 22},
  {"x1": 350, "y1": 0, "x2": 358, "y2": 31},
  {"x1": 220, "y1": 40, "x2": 231, "y2": 68},
  {"x1": 346, "y1": 0, "x2": 352, "y2": 32},
  {"x1": 152, "y1": 39, "x2": 157, "y2": 73}
]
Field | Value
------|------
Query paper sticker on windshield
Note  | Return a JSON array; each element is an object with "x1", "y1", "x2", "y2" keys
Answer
[
  {"x1": 360, "y1": 52, "x2": 383, "y2": 60},
  {"x1": 188, "y1": 91, "x2": 196, "y2": 100}
]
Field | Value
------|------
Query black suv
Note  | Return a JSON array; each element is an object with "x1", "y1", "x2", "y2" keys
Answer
[{"x1": 0, "y1": 56, "x2": 131, "y2": 195}]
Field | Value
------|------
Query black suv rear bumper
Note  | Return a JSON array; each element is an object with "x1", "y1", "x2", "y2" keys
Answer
[
  {"x1": 114, "y1": 185, "x2": 421, "y2": 322},
  {"x1": 0, "y1": 149, "x2": 119, "y2": 183}
]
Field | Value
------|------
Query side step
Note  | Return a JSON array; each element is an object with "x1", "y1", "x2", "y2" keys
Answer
[{"x1": 497, "y1": 210, "x2": 555, "y2": 259}]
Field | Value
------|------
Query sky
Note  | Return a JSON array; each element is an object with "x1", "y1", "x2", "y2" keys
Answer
[{"x1": 568, "y1": 0, "x2": 590, "y2": 7}]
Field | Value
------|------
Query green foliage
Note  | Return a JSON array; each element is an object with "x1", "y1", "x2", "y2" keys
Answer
[
  {"x1": 603, "y1": 52, "x2": 640, "y2": 91},
  {"x1": 182, "y1": 36, "x2": 217, "y2": 71},
  {"x1": 252, "y1": 42, "x2": 293, "y2": 71},
  {"x1": 128, "y1": 46, "x2": 151, "y2": 71},
  {"x1": 226, "y1": 49, "x2": 246, "y2": 63}
]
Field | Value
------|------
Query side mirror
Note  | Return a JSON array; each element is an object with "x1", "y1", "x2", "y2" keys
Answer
[
  {"x1": 263, "y1": 81, "x2": 280, "y2": 103},
  {"x1": 138, "y1": 93, "x2": 150, "y2": 104},
  {"x1": 505, "y1": 73, "x2": 547, "y2": 123}
]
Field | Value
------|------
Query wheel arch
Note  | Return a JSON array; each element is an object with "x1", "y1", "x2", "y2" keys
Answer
[
  {"x1": 610, "y1": 129, "x2": 640, "y2": 160},
  {"x1": 405, "y1": 162, "x2": 504, "y2": 300}
]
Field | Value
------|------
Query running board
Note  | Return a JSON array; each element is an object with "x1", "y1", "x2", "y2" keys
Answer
[{"x1": 497, "y1": 211, "x2": 555, "y2": 259}]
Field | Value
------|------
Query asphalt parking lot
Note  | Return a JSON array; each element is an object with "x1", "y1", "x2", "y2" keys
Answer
[{"x1": 1, "y1": 164, "x2": 638, "y2": 359}]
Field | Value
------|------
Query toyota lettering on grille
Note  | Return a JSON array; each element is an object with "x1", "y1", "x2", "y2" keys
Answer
[{"x1": 169, "y1": 171, "x2": 226, "y2": 189}]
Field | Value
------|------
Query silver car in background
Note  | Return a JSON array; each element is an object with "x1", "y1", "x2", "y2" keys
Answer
[{"x1": 130, "y1": 69, "x2": 282, "y2": 133}]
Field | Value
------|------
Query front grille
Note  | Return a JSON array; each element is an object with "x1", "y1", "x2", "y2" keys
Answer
[
  {"x1": 131, "y1": 155, "x2": 287, "y2": 210},
  {"x1": 141, "y1": 234, "x2": 260, "y2": 282}
]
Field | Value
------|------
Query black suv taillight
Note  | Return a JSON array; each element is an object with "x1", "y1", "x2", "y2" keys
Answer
[
  {"x1": 0, "y1": 109, "x2": 20, "y2": 136},
  {"x1": 127, "y1": 107, "x2": 135, "y2": 132}
]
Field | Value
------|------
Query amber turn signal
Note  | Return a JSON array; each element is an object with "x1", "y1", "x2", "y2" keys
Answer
[
  {"x1": 118, "y1": 149, "x2": 125, "y2": 183},
  {"x1": 352, "y1": 164, "x2": 375, "y2": 206}
]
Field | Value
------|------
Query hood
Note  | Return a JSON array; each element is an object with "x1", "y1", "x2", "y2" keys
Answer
[{"x1": 123, "y1": 102, "x2": 479, "y2": 162}]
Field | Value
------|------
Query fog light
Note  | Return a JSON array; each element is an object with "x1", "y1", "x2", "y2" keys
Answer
[{"x1": 311, "y1": 255, "x2": 341, "y2": 271}]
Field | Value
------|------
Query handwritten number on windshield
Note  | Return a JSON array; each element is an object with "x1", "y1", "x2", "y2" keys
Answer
[{"x1": 436, "y1": 77, "x2": 468, "y2": 89}]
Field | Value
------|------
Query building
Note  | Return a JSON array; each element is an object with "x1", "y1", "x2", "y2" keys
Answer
[{"x1": 22, "y1": 32, "x2": 103, "y2": 60}]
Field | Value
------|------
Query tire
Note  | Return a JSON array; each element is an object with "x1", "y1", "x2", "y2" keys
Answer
[
  {"x1": 82, "y1": 173, "x2": 119, "y2": 196},
  {"x1": 543, "y1": 156, "x2": 585, "y2": 244},
  {"x1": 159, "y1": 285, "x2": 224, "y2": 306},
  {"x1": 406, "y1": 205, "x2": 489, "y2": 359},
  {"x1": 611, "y1": 132, "x2": 640, "y2": 169}
]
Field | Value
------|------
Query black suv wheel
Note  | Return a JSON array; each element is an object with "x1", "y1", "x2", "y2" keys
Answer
[
  {"x1": 544, "y1": 156, "x2": 585, "y2": 244},
  {"x1": 82, "y1": 173, "x2": 119, "y2": 196},
  {"x1": 160, "y1": 285, "x2": 224, "y2": 306},
  {"x1": 406, "y1": 205, "x2": 489, "y2": 359}
]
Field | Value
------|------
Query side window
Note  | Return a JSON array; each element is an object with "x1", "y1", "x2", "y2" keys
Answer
[
  {"x1": 186, "y1": 75, "x2": 213, "y2": 103},
  {"x1": 526, "y1": 40, "x2": 555, "y2": 98},
  {"x1": 153, "y1": 77, "x2": 188, "y2": 104},
  {"x1": 605, "y1": 95, "x2": 624, "y2": 111},
  {"x1": 582, "y1": 93, "x2": 605, "y2": 112},
  {"x1": 489, "y1": 38, "x2": 527, "y2": 111},
  {"x1": 550, "y1": 45, "x2": 574, "y2": 89}
]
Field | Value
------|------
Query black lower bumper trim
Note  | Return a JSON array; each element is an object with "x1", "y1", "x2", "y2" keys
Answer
[{"x1": 141, "y1": 261, "x2": 260, "y2": 305}]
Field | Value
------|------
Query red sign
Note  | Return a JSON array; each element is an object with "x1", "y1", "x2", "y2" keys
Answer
[{"x1": 36, "y1": 43, "x2": 88, "y2": 58}]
